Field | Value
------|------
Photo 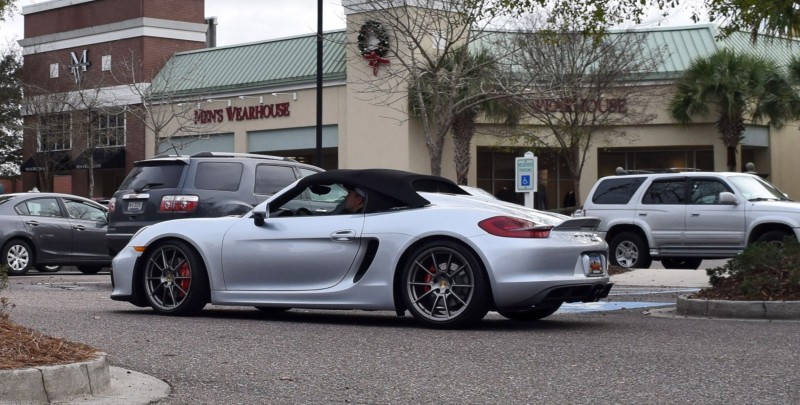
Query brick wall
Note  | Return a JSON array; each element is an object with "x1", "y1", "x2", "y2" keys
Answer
[{"x1": 25, "y1": 0, "x2": 204, "y2": 38}]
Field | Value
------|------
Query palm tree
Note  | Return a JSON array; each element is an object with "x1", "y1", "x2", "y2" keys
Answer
[
  {"x1": 410, "y1": 46, "x2": 517, "y2": 185},
  {"x1": 669, "y1": 49, "x2": 796, "y2": 172}
]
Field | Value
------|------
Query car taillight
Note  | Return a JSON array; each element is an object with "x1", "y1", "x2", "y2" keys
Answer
[
  {"x1": 159, "y1": 195, "x2": 199, "y2": 212},
  {"x1": 478, "y1": 216, "x2": 553, "y2": 238},
  {"x1": 108, "y1": 197, "x2": 116, "y2": 214}
]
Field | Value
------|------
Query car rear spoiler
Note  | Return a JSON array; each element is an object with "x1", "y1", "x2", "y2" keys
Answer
[{"x1": 553, "y1": 217, "x2": 601, "y2": 231}]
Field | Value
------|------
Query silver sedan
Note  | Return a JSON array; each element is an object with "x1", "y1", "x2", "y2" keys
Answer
[{"x1": 111, "y1": 169, "x2": 611, "y2": 328}]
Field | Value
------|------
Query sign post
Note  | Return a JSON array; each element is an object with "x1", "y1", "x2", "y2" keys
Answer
[{"x1": 515, "y1": 151, "x2": 537, "y2": 209}]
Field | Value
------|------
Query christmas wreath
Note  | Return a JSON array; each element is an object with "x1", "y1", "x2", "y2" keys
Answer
[{"x1": 357, "y1": 20, "x2": 390, "y2": 57}]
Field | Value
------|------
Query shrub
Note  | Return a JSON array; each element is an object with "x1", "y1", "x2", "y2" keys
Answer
[
  {"x1": 1, "y1": 265, "x2": 11, "y2": 320},
  {"x1": 705, "y1": 237, "x2": 800, "y2": 300}
]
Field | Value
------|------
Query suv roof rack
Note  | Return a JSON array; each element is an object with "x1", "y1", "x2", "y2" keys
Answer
[
  {"x1": 150, "y1": 151, "x2": 296, "y2": 162},
  {"x1": 614, "y1": 167, "x2": 701, "y2": 175}
]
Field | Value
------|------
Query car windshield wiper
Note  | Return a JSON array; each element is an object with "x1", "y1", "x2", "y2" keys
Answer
[{"x1": 134, "y1": 182, "x2": 164, "y2": 193}]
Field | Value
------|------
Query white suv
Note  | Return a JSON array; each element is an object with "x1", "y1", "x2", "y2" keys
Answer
[{"x1": 575, "y1": 170, "x2": 800, "y2": 269}]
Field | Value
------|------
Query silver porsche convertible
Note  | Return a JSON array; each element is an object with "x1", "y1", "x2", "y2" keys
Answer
[{"x1": 111, "y1": 169, "x2": 612, "y2": 328}]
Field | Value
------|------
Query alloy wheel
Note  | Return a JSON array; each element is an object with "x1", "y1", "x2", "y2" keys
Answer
[{"x1": 405, "y1": 246, "x2": 477, "y2": 323}]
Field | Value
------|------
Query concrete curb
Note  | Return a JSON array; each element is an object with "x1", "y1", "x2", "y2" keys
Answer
[
  {"x1": 0, "y1": 353, "x2": 170, "y2": 404},
  {"x1": 676, "y1": 295, "x2": 800, "y2": 320},
  {"x1": 0, "y1": 353, "x2": 109, "y2": 403}
]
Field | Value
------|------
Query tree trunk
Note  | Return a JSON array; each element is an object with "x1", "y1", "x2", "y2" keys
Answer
[{"x1": 451, "y1": 112, "x2": 477, "y2": 185}]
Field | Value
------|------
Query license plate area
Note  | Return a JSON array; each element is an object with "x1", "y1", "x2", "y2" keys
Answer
[
  {"x1": 126, "y1": 200, "x2": 144, "y2": 212},
  {"x1": 583, "y1": 253, "x2": 606, "y2": 276}
]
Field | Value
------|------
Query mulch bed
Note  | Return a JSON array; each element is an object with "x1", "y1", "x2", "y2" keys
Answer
[{"x1": 0, "y1": 316, "x2": 100, "y2": 370}]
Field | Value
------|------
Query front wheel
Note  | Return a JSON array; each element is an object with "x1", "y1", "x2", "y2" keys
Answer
[
  {"x1": 2, "y1": 240, "x2": 34, "y2": 276},
  {"x1": 609, "y1": 232, "x2": 652, "y2": 269},
  {"x1": 143, "y1": 240, "x2": 209, "y2": 315},
  {"x1": 755, "y1": 231, "x2": 794, "y2": 246},
  {"x1": 401, "y1": 241, "x2": 488, "y2": 329},
  {"x1": 498, "y1": 302, "x2": 563, "y2": 321}
]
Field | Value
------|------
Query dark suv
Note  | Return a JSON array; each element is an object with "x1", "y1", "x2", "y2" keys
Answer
[{"x1": 105, "y1": 152, "x2": 322, "y2": 255}]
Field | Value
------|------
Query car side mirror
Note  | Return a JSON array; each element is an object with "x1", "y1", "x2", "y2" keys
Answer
[
  {"x1": 252, "y1": 211, "x2": 266, "y2": 227},
  {"x1": 719, "y1": 192, "x2": 738, "y2": 205}
]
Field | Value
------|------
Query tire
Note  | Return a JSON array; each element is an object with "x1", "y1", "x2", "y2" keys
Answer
[
  {"x1": 36, "y1": 265, "x2": 63, "y2": 273},
  {"x1": 400, "y1": 240, "x2": 489, "y2": 329},
  {"x1": 498, "y1": 302, "x2": 563, "y2": 321},
  {"x1": 660, "y1": 258, "x2": 702, "y2": 270},
  {"x1": 609, "y1": 232, "x2": 652, "y2": 269},
  {"x1": 755, "y1": 230, "x2": 794, "y2": 246},
  {"x1": 2, "y1": 240, "x2": 34, "y2": 276},
  {"x1": 142, "y1": 240, "x2": 209, "y2": 315},
  {"x1": 77, "y1": 265, "x2": 105, "y2": 274}
]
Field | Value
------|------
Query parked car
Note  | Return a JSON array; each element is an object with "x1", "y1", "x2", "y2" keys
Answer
[
  {"x1": 105, "y1": 152, "x2": 323, "y2": 256},
  {"x1": 0, "y1": 192, "x2": 110, "y2": 276},
  {"x1": 575, "y1": 169, "x2": 800, "y2": 269},
  {"x1": 111, "y1": 169, "x2": 611, "y2": 328}
]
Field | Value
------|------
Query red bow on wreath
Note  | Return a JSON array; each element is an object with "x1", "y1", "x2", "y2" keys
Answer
[{"x1": 364, "y1": 51, "x2": 390, "y2": 76}]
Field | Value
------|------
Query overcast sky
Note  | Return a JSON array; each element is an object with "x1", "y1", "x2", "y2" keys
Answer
[
  {"x1": 1, "y1": 0, "x2": 347, "y2": 48},
  {"x1": 1, "y1": 0, "x2": 707, "y2": 50}
]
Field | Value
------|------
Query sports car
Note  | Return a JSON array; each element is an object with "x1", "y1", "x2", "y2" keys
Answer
[{"x1": 111, "y1": 169, "x2": 611, "y2": 328}]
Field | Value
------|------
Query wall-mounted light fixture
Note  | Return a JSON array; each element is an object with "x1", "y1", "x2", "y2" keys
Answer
[
  {"x1": 271, "y1": 92, "x2": 297, "y2": 101},
  {"x1": 206, "y1": 99, "x2": 231, "y2": 107},
  {"x1": 238, "y1": 95, "x2": 264, "y2": 104}
]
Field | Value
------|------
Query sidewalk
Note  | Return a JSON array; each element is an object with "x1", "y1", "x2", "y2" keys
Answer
[{"x1": 610, "y1": 268, "x2": 711, "y2": 288}]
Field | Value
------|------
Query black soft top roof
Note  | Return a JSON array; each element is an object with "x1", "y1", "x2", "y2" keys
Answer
[{"x1": 295, "y1": 169, "x2": 468, "y2": 213}]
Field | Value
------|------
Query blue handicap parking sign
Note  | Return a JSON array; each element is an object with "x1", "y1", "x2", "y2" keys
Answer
[{"x1": 521, "y1": 175, "x2": 530, "y2": 186}]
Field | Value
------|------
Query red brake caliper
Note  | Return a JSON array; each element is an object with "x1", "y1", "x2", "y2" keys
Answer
[
  {"x1": 422, "y1": 265, "x2": 435, "y2": 293},
  {"x1": 177, "y1": 262, "x2": 191, "y2": 297}
]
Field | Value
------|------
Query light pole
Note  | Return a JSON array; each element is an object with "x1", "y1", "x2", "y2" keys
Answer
[{"x1": 315, "y1": 0, "x2": 323, "y2": 167}]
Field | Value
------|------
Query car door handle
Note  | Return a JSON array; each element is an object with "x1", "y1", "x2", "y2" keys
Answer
[
  {"x1": 25, "y1": 220, "x2": 40, "y2": 226},
  {"x1": 331, "y1": 230, "x2": 356, "y2": 241},
  {"x1": 73, "y1": 225, "x2": 86, "y2": 231},
  {"x1": 690, "y1": 213, "x2": 700, "y2": 217}
]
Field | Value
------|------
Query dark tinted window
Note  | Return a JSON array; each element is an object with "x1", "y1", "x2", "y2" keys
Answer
[
  {"x1": 690, "y1": 179, "x2": 731, "y2": 204},
  {"x1": 195, "y1": 162, "x2": 243, "y2": 191},
  {"x1": 642, "y1": 180, "x2": 686, "y2": 204},
  {"x1": 591, "y1": 178, "x2": 646, "y2": 204},
  {"x1": 119, "y1": 164, "x2": 185, "y2": 191},
  {"x1": 255, "y1": 164, "x2": 298, "y2": 195}
]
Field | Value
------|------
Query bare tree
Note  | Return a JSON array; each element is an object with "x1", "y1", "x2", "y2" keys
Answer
[
  {"x1": 109, "y1": 51, "x2": 219, "y2": 156},
  {"x1": 502, "y1": 17, "x2": 667, "y2": 203},
  {"x1": 345, "y1": 0, "x2": 527, "y2": 177}
]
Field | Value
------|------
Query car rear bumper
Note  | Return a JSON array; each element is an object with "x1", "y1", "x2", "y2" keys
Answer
[{"x1": 105, "y1": 233, "x2": 133, "y2": 256}]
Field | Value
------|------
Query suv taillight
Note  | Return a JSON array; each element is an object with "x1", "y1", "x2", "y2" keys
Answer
[
  {"x1": 108, "y1": 197, "x2": 116, "y2": 214},
  {"x1": 159, "y1": 195, "x2": 199, "y2": 212}
]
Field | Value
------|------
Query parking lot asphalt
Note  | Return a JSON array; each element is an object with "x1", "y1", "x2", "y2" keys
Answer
[{"x1": 7, "y1": 269, "x2": 800, "y2": 404}]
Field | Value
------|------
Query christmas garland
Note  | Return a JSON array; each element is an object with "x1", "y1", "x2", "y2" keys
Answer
[{"x1": 357, "y1": 20, "x2": 390, "y2": 57}]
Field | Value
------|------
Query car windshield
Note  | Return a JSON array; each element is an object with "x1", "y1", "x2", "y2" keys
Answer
[
  {"x1": 119, "y1": 163, "x2": 185, "y2": 191},
  {"x1": 727, "y1": 175, "x2": 791, "y2": 201}
]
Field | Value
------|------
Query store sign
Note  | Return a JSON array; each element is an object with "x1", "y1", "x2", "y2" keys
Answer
[
  {"x1": 68, "y1": 49, "x2": 90, "y2": 84},
  {"x1": 530, "y1": 98, "x2": 627, "y2": 114},
  {"x1": 194, "y1": 102, "x2": 291, "y2": 124}
]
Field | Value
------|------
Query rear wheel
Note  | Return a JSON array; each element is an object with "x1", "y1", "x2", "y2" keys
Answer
[
  {"x1": 498, "y1": 302, "x2": 563, "y2": 321},
  {"x1": 401, "y1": 240, "x2": 488, "y2": 329},
  {"x1": 609, "y1": 232, "x2": 652, "y2": 269},
  {"x1": 2, "y1": 240, "x2": 34, "y2": 276},
  {"x1": 143, "y1": 240, "x2": 209, "y2": 315},
  {"x1": 660, "y1": 258, "x2": 702, "y2": 270},
  {"x1": 36, "y1": 265, "x2": 63, "y2": 273},
  {"x1": 77, "y1": 265, "x2": 104, "y2": 274}
]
